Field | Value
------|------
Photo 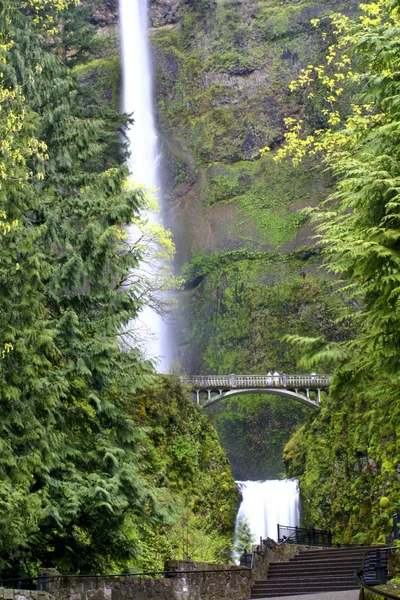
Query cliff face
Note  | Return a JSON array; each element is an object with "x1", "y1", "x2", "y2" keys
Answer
[
  {"x1": 149, "y1": 0, "x2": 182, "y2": 26},
  {"x1": 149, "y1": 0, "x2": 357, "y2": 262},
  {"x1": 148, "y1": 0, "x2": 355, "y2": 357}
]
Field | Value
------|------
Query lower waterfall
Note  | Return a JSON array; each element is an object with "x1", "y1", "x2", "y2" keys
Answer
[{"x1": 235, "y1": 479, "x2": 300, "y2": 547}]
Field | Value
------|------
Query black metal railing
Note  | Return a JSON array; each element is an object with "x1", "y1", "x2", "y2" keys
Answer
[
  {"x1": 277, "y1": 524, "x2": 333, "y2": 547},
  {"x1": 239, "y1": 552, "x2": 253, "y2": 568},
  {"x1": 356, "y1": 546, "x2": 396, "y2": 600},
  {"x1": 393, "y1": 513, "x2": 399, "y2": 541}
]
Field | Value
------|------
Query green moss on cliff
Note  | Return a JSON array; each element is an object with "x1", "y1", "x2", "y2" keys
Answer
[
  {"x1": 125, "y1": 376, "x2": 240, "y2": 569},
  {"x1": 151, "y1": 0, "x2": 348, "y2": 265},
  {"x1": 202, "y1": 153, "x2": 330, "y2": 247},
  {"x1": 284, "y1": 373, "x2": 400, "y2": 544},
  {"x1": 73, "y1": 53, "x2": 121, "y2": 110},
  {"x1": 179, "y1": 250, "x2": 352, "y2": 374},
  {"x1": 151, "y1": 0, "x2": 341, "y2": 166},
  {"x1": 208, "y1": 394, "x2": 313, "y2": 480}
]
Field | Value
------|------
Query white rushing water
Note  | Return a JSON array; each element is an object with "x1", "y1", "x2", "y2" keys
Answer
[
  {"x1": 119, "y1": 0, "x2": 171, "y2": 372},
  {"x1": 235, "y1": 479, "x2": 300, "y2": 545}
]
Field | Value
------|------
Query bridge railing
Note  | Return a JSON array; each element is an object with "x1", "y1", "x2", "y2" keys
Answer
[{"x1": 181, "y1": 374, "x2": 331, "y2": 389}]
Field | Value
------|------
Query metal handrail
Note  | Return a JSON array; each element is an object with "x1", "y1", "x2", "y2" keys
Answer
[
  {"x1": 393, "y1": 513, "x2": 399, "y2": 541},
  {"x1": 356, "y1": 546, "x2": 398, "y2": 600},
  {"x1": 277, "y1": 524, "x2": 333, "y2": 547},
  {"x1": 239, "y1": 551, "x2": 255, "y2": 569}
]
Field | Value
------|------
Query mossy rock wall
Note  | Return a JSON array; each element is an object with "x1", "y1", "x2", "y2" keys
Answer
[
  {"x1": 207, "y1": 394, "x2": 314, "y2": 480},
  {"x1": 149, "y1": 0, "x2": 357, "y2": 262},
  {"x1": 284, "y1": 373, "x2": 400, "y2": 544}
]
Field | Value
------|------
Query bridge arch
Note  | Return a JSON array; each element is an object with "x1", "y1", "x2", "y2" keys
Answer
[{"x1": 201, "y1": 388, "x2": 321, "y2": 409}]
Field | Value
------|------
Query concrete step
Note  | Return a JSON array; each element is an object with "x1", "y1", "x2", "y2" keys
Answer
[
  {"x1": 293, "y1": 549, "x2": 383, "y2": 560},
  {"x1": 274, "y1": 562, "x2": 368, "y2": 571},
  {"x1": 254, "y1": 575, "x2": 355, "y2": 588},
  {"x1": 267, "y1": 566, "x2": 358, "y2": 574},
  {"x1": 288, "y1": 549, "x2": 375, "y2": 556},
  {"x1": 263, "y1": 576, "x2": 357, "y2": 584},
  {"x1": 249, "y1": 591, "x2": 360, "y2": 600},
  {"x1": 297, "y1": 546, "x2": 382, "y2": 556},
  {"x1": 288, "y1": 557, "x2": 385, "y2": 565},
  {"x1": 267, "y1": 572, "x2": 357, "y2": 579},
  {"x1": 268, "y1": 565, "x2": 374, "y2": 575},
  {"x1": 249, "y1": 545, "x2": 386, "y2": 599},
  {"x1": 269, "y1": 562, "x2": 363, "y2": 570},
  {"x1": 251, "y1": 584, "x2": 359, "y2": 597},
  {"x1": 268, "y1": 564, "x2": 359, "y2": 572},
  {"x1": 251, "y1": 588, "x2": 359, "y2": 598},
  {"x1": 253, "y1": 582, "x2": 357, "y2": 591}
]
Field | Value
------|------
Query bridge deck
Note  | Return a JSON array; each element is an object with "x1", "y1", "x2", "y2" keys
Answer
[
  {"x1": 180, "y1": 374, "x2": 331, "y2": 408},
  {"x1": 181, "y1": 374, "x2": 331, "y2": 390}
]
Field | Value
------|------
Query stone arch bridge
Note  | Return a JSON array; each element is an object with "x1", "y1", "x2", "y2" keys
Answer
[{"x1": 181, "y1": 373, "x2": 331, "y2": 409}]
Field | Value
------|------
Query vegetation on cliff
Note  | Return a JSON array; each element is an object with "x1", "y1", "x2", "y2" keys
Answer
[
  {"x1": 152, "y1": 0, "x2": 341, "y2": 261},
  {"x1": 207, "y1": 394, "x2": 312, "y2": 480},
  {"x1": 179, "y1": 248, "x2": 354, "y2": 478},
  {"x1": 126, "y1": 377, "x2": 239, "y2": 570},
  {"x1": 150, "y1": 0, "x2": 360, "y2": 478},
  {"x1": 281, "y1": 0, "x2": 400, "y2": 543},
  {"x1": 0, "y1": 0, "x2": 237, "y2": 577}
]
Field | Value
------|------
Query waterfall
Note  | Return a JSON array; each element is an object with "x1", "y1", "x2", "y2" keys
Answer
[
  {"x1": 235, "y1": 479, "x2": 300, "y2": 546},
  {"x1": 119, "y1": 0, "x2": 171, "y2": 372}
]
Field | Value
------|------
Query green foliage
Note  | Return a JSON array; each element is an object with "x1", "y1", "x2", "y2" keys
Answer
[
  {"x1": 206, "y1": 48, "x2": 263, "y2": 75},
  {"x1": 234, "y1": 518, "x2": 256, "y2": 556},
  {"x1": 178, "y1": 250, "x2": 353, "y2": 479},
  {"x1": 0, "y1": 0, "x2": 178, "y2": 577},
  {"x1": 208, "y1": 395, "x2": 312, "y2": 480},
  {"x1": 0, "y1": 0, "x2": 240, "y2": 578},
  {"x1": 282, "y1": 0, "x2": 400, "y2": 543},
  {"x1": 151, "y1": 0, "x2": 338, "y2": 166},
  {"x1": 180, "y1": 252, "x2": 354, "y2": 374},
  {"x1": 184, "y1": 0, "x2": 214, "y2": 9},
  {"x1": 181, "y1": 249, "x2": 282, "y2": 287},
  {"x1": 285, "y1": 374, "x2": 400, "y2": 544},
  {"x1": 124, "y1": 376, "x2": 240, "y2": 569}
]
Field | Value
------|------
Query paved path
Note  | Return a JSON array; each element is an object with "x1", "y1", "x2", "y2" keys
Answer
[{"x1": 256, "y1": 590, "x2": 360, "y2": 600}]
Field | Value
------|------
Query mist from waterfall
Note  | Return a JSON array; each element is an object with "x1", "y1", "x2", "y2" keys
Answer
[
  {"x1": 119, "y1": 0, "x2": 171, "y2": 372},
  {"x1": 235, "y1": 479, "x2": 300, "y2": 547}
]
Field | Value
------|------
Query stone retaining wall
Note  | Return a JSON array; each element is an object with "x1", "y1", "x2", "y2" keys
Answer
[
  {"x1": 40, "y1": 564, "x2": 252, "y2": 600},
  {"x1": 0, "y1": 588, "x2": 56, "y2": 600},
  {"x1": 14, "y1": 542, "x2": 321, "y2": 600},
  {"x1": 164, "y1": 561, "x2": 253, "y2": 600}
]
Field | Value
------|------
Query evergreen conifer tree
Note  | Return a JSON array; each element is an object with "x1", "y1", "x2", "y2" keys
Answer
[
  {"x1": 0, "y1": 0, "x2": 173, "y2": 575},
  {"x1": 234, "y1": 518, "x2": 256, "y2": 557}
]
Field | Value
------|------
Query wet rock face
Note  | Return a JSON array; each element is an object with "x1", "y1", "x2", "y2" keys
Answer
[
  {"x1": 90, "y1": 0, "x2": 119, "y2": 27},
  {"x1": 149, "y1": 0, "x2": 361, "y2": 265},
  {"x1": 149, "y1": 0, "x2": 183, "y2": 27}
]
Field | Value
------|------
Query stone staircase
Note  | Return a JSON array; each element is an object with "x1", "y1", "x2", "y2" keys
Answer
[{"x1": 250, "y1": 546, "x2": 386, "y2": 598}]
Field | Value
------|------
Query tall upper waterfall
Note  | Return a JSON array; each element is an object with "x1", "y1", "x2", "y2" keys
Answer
[
  {"x1": 119, "y1": 0, "x2": 170, "y2": 372},
  {"x1": 236, "y1": 480, "x2": 300, "y2": 543}
]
